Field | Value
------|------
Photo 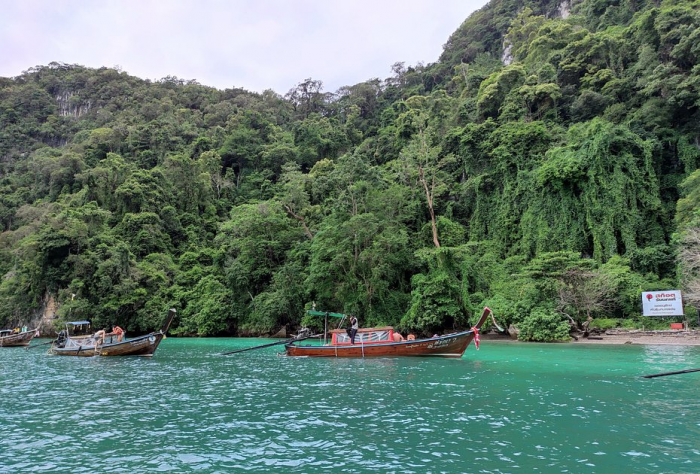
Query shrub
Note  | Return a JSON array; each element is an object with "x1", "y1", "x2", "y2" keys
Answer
[
  {"x1": 619, "y1": 319, "x2": 637, "y2": 329},
  {"x1": 637, "y1": 317, "x2": 677, "y2": 331},
  {"x1": 589, "y1": 318, "x2": 619, "y2": 330},
  {"x1": 518, "y1": 309, "x2": 571, "y2": 342}
]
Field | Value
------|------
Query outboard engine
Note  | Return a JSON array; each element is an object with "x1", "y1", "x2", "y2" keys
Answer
[{"x1": 56, "y1": 330, "x2": 67, "y2": 348}]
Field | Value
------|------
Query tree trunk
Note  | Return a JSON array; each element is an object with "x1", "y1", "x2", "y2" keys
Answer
[
  {"x1": 582, "y1": 315, "x2": 593, "y2": 338},
  {"x1": 418, "y1": 165, "x2": 440, "y2": 248},
  {"x1": 283, "y1": 204, "x2": 313, "y2": 240}
]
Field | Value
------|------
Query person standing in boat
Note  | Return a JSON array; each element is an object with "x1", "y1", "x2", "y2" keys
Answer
[
  {"x1": 93, "y1": 329, "x2": 107, "y2": 349},
  {"x1": 112, "y1": 325, "x2": 125, "y2": 342},
  {"x1": 349, "y1": 315, "x2": 358, "y2": 344}
]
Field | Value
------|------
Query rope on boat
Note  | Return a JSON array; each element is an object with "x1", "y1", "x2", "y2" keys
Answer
[{"x1": 491, "y1": 312, "x2": 504, "y2": 332}]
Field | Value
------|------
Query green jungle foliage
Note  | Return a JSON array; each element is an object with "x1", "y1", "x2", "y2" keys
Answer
[{"x1": 1, "y1": 0, "x2": 700, "y2": 341}]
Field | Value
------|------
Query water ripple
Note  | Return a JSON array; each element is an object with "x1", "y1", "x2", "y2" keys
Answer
[{"x1": 2, "y1": 339, "x2": 700, "y2": 472}]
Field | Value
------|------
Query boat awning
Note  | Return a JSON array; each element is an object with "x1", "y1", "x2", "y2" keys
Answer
[
  {"x1": 307, "y1": 310, "x2": 345, "y2": 318},
  {"x1": 333, "y1": 328, "x2": 393, "y2": 344},
  {"x1": 329, "y1": 326, "x2": 393, "y2": 333},
  {"x1": 66, "y1": 321, "x2": 91, "y2": 326}
]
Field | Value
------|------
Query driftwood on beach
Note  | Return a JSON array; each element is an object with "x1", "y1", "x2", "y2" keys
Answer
[
  {"x1": 604, "y1": 329, "x2": 698, "y2": 335},
  {"x1": 573, "y1": 329, "x2": 700, "y2": 346}
]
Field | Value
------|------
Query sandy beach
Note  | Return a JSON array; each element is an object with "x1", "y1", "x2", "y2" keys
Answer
[
  {"x1": 483, "y1": 330, "x2": 700, "y2": 346},
  {"x1": 572, "y1": 330, "x2": 700, "y2": 346}
]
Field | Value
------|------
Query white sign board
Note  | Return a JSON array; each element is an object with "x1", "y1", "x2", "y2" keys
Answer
[{"x1": 642, "y1": 290, "x2": 684, "y2": 316}]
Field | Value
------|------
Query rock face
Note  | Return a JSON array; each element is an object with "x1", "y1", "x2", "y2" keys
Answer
[
  {"x1": 270, "y1": 326, "x2": 287, "y2": 338},
  {"x1": 55, "y1": 91, "x2": 92, "y2": 118},
  {"x1": 23, "y1": 293, "x2": 60, "y2": 336},
  {"x1": 508, "y1": 324, "x2": 520, "y2": 340},
  {"x1": 502, "y1": 40, "x2": 513, "y2": 65},
  {"x1": 558, "y1": 0, "x2": 572, "y2": 19}
]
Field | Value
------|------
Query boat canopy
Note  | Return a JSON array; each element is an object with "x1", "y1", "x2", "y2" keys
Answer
[
  {"x1": 66, "y1": 321, "x2": 91, "y2": 326},
  {"x1": 306, "y1": 310, "x2": 345, "y2": 318},
  {"x1": 331, "y1": 327, "x2": 394, "y2": 345}
]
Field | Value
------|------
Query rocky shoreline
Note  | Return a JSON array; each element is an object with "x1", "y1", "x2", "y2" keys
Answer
[
  {"x1": 482, "y1": 330, "x2": 700, "y2": 346},
  {"x1": 572, "y1": 329, "x2": 700, "y2": 346}
]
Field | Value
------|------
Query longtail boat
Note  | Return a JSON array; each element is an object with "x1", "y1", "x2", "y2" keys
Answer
[
  {"x1": 285, "y1": 307, "x2": 491, "y2": 358},
  {"x1": 49, "y1": 309, "x2": 176, "y2": 357},
  {"x1": 0, "y1": 328, "x2": 39, "y2": 347}
]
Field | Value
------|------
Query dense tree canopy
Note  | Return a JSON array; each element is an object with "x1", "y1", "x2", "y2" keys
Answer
[{"x1": 1, "y1": 0, "x2": 699, "y2": 340}]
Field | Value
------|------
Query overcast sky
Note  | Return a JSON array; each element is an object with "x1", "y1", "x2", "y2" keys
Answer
[{"x1": 0, "y1": 0, "x2": 489, "y2": 94}]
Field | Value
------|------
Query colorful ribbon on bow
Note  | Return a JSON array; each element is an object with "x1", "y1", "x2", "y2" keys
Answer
[{"x1": 471, "y1": 326, "x2": 480, "y2": 350}]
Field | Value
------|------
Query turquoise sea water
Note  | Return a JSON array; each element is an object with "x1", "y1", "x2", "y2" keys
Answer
[{"x1": 1, "y1": 338, "x2": 700, "y2": 473}]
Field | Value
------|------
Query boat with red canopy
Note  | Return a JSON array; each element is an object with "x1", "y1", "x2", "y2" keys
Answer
[{"x1": 285, "y1": 307, "x2": 491, "y2": 358}]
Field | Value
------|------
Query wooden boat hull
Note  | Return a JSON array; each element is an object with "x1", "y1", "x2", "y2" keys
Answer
[
  {"x1": 50, "y1": 332, "x2": 166, "y2": 357},
  {"x1": 286, "y1": 330, "x2": 477, "y2": 358},
  {"x1": 50, "y1": 308, "x2": 176, "y2": 357},
  {"x1": 286, "y1": 307, "x2": 492, "y2": 358},
  {"x1": 0, "y1": 330, "x2": 38, "y2": 347}
]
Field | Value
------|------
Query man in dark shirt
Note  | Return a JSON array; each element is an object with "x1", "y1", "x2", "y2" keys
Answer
[{"x1": 349, "y1": 315, "x2": 358, "y2": 344}]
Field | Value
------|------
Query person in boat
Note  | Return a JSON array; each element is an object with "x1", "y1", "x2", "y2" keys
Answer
[
  {"x1": 56, "y1": 330, "x2": 67, "y2": 348},
  {"x1": 94, "y1": 329, "x2": 107, "y2": 347},
  {"x1": 349, "y1": 315, "x2": 358, "y2": 344},
  {"x1": 111, "y1": 325, "x2": 125, "y2": 342},
  {"x1": 407, "y1": 333, "x2": 416, "y2": 341},
  {"x1": 393, "y1": 331, "x2": 405, "y2": 342}
]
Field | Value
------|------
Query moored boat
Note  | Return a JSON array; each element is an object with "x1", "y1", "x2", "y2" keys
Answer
[
  {"x1": 285, "y1": 307, "x2": 491, "y2": 358},
  {"x1": 49, "y1": 309, "x2": 176, "y2": 357},
  {"x1": 0, "y1": 327, "x2": 39, "y2": 347}
]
